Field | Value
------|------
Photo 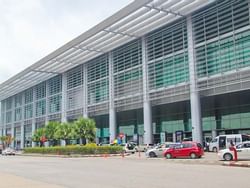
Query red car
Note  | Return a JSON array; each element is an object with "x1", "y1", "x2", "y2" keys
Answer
[{"x1": 163, "y1": 141, "x2": 204, "y2": 159}]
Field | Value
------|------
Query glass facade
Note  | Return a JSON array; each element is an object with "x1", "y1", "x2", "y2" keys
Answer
[
  {"x1": 147, "y1": 19, "x2": 189, "y2": 90},
  {"x1": 87, "y1": 55, "x2": 109, "y2": 104},
  {"x1": 113, "y1": 40, "x2": 143, "y2": 100},
  {"x1": 1, "y1": 0, "x2": 250, "y2": 146}
]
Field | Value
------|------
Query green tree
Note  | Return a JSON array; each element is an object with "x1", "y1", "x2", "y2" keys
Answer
[
  {"x1": 0, "y1": 135, "x2": 14, "y2": 149},
  {"x1": 45, "y1": 121, "x2": 60, "y2": 146},
  {"x1": 74, "y1": 117, "x2": 96, "y2": 144},
  {"x1": 55, "y1": 122, "x2": 74, "y2": 145},
  {"x1": 32, "y1": 128, "x2": 46, "y2": 147},
  {"x1": 85, "y1": 118, "x2": 96, "y2": 143},
  {"x1": 0, "y1": 136, "x2": 8, "y2": 149}
]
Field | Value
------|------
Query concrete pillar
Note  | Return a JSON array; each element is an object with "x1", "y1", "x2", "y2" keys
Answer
[
  {"x1": 142, "y1": 37, "x2": 153, "y2": 144},
  {"x1": 31, "y1": 123, "x2": 36, "y2": 147},
  {"x1": 21, "y1": 93, "x2": 25, "y2": 149},
  {"x1": 187, "y1": 16, "x2": 203, "y2": 144},
  {"x1": 11, "y1": 126, "x2": 15, "y2": 148},
  {"x1": 32, "y1": 87, "x2": 36, "y2": 147},
  {"x1": 61, "y1": 73, "x2": 67, "y2": 123},
  {"x1": 45, "y1": 79, "x2": 49, "y2": 125},
  {"x1": 83, "y1": 64, "x2": 88, "y2": 118},
  {"x1": 109, "y1": 52, "x2": 116, "y2": 143},
  {"x1": 11, "y1": 97, "x2": 15, "y2": 148},
  {"x1": 20, "y1": 124, "x2": 24, "y2": 149}
]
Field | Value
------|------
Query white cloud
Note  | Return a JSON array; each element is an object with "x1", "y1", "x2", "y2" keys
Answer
[{"x1": 0, "y1": 0, "x2": 133, "y2": 84}]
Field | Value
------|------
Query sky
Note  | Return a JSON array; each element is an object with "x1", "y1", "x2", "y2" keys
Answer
[{"x1": 0, "y1": 0, "x2": 133, "y2": 84}]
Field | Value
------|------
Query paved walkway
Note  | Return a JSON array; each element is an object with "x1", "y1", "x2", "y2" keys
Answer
[{"x1": 0, "y1": 172, "x2": 65, "y2": 188}]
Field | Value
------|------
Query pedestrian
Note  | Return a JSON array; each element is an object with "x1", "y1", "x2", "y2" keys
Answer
[{"x1": 230, "y1": 140, "x2": 234, "y2": 147}]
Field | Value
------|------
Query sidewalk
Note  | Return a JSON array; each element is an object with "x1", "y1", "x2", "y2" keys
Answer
[
  {"x1": 125, "y1": 152, "x2": 250, "y2": 168},
  {"x1": 0, "y1": 172, "x2": 65, "y2": 188},
  {"x1": 222, "y1": 161, "x2": 250, "y2": 168}
]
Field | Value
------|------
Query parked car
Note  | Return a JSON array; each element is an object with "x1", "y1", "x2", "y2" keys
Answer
[
  {"x1": 146, "y1": 142, "x2": 175, "y2": 158},
  {"x1": 218, "y1": 141, "x2": 250, "y2": 161},
  {"x1": 135, "y1": 144, "x2": 154, "y2": 152},
  {"x1": 121, "y1": 143, "x2": 136, "y2": 154},
  {"x1": 2, "y1": 148, "x2": 16, "y2": 155},
  {"x1": 164, "y1": 141, "x2": 204, "y2": 159}
]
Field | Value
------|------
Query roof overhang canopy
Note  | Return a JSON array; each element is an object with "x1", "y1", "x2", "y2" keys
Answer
[{"x1": 0, "y1": 0, "x2": 214, "y2": 101}]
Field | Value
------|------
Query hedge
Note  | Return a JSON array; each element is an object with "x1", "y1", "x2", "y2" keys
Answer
[{"x1": 23, "y1": 145, "x2": 123, "y2": 155}]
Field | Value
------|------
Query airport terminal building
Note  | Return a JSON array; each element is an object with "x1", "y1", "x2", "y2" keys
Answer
[{"x1": 1, "y1": 0, "x2": 250, "y2": 148}]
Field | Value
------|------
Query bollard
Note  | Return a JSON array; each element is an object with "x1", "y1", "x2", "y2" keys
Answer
[
  {"x1": 121, "y1": 151, "x2": 125, "y2": 158},
  {"x1": 138, "y1": 150, "x2": 141, "y2": 158}
]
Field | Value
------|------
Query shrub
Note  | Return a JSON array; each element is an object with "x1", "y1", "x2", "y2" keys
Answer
[{"x1": 23, "y1": 145, "x2": 123, "y2": 155}]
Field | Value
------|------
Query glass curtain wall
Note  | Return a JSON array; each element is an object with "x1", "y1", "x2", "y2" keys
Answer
[
  {"x1": 147, "y1": 19, "x2": 189, "y2": 139},
  {"x1": 14, "y1": 94, "x2": 22, "y2": 122},
  {"x1": 48, "y1": 75, "x2": 62, "y2": 121},
  {"x1": 193, "y1": 0, "x2": 250, "y2": 134},
  {"x1": 24, "y1": 89, "x2": 33, "y2": 120},
  {"x1": 146, "y1": 19, "x2": 189, "y2": 93},
  {"x1": 92, "y1": 114, "x2": 109, "y2": 144},
  {"x1": 87, "y1": 54, "x2": 109, "y2": 114},
  {"x1": 117, "y1": 109, "x2": 143, "y2": 143},
  {"x1": 35, "y1": 82, "x2": 46, "y2": 117},
  {"x1": 66, "y1": 65, "x2": 83, "y2": 119},
  {"x1": 194, "y1": 0, "x2": 250, "y2": 77},
  {"x1": 113, "y1": 40, "x2": 143, "y2": 108}
]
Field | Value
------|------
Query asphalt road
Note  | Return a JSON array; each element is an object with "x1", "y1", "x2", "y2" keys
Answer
[{"x1": 0, "y1": 155, "x2": 249, "y2": 188}]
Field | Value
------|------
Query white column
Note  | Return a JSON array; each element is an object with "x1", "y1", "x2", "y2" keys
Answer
[
  {"x1": 20, "y1": 124, "x2": 24, "y2": 149},
  {"x1": 11, "y1": 126, "x2": 15, "y2": 148},
  {"x1": 142, "y1": 37, "x2": 153, "y2": 144},
  {"x1": 0, "y1": 101, "x2": 1, "y2": 137},
  {"x1": 83, "y1": 64, "x2": 88, "y2": 118},
  {"x1": 11, "y1": 97, "x2": 15, "y2": 148},
  {"x1": 109, "y1": 52, "x2": 116, "y2": 143},
  {"x1": 32, "y1": 88, "x2": 36, "y2": 147},
  {"x1": 61, "y1": 73, "x2": 67, "y2": 123},
  {"x1": 31, "y1": 122, "x2": 36, "y2": 147},
  {"x1": 2, "y1": 101, "x2": 6, "y2": 137},
  {"x1": 45, "y1": 80, "x2": 49, "y2": 125},
  {"x1": 187, "y1": 16, "x2": 203, "y2": 144},
  {"x1": 20, "y1": 94, "x2": 25, "y2": 149}
]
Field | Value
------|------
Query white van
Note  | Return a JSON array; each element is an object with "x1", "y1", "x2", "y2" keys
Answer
[{"x1": 209, "y1": 134, "x2": 250, "y2": 152}]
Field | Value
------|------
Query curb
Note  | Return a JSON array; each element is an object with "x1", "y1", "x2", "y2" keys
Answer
[
  {"x1": 16, "y1": 153, "x2": 130, "y2": 158},
  {"x1": 222, "y1": 161, "x2": 250, "y2": 168}
]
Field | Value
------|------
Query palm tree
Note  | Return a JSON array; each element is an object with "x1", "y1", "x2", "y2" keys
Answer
[
  {"x1": 0, "y1": 136, "x2": 8, "y2": 149},
  {"x1": 85, "y1": 118, "x2": 96, "y2": 143},
  {"x1": 74, "y1": 117, "x2": 96, "y2": 144},
  {"x1": 32, "y1": 128, "x2": 46, "y2": 147},
  {"x1": 0, "y1": 135, "x2": 14, "y2": 149},
  {"x1": 55, "y1": 122, "x2": 74, "y2": 145},
  {"x1": 45, "y1": 121, "x2": 60, "y2": 146}
]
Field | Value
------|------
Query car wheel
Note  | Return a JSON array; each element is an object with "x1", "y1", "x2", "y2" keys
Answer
[
  {"x1": 166, "y1": 153, "x2": 172, "y2": 159},
  {"x1": 223, "y1": 153, "x2": 233, "y2": 161},
  {"x1": 212, "y1": 147, "x2": 217, "y2": 153},
  {"x1": 190, "y1": 153, "x2": 197, "y2": 159},
  {"x1": 149, "y1": 152, "x2": 156, "y2": 158}
]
